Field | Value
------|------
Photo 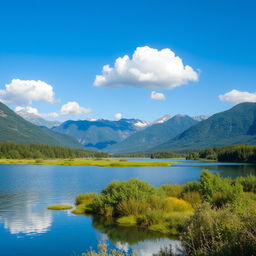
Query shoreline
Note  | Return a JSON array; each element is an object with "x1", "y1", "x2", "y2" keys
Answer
[{"x1": 0, "y1": 158, "x2": 175, "y2": 167}]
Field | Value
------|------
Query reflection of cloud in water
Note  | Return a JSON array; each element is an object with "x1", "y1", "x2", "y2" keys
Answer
[
  {"x1": 1, "y1": 206, "x2": 52, "y2": 235},
  {"x1": 0, "y1": 193, "x2": 52, "y2": 236}
]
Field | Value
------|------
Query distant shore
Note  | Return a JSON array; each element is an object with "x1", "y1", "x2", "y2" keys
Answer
[{"x1": 0, "y1": 158, "x2": 175, "y2": 167}]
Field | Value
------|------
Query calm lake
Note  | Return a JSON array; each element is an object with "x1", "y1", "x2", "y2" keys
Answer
[{"x1": 0, "y1": 159, "x2": 256, "y2": 256}]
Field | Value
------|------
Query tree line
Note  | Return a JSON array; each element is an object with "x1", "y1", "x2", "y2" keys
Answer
[
  {"x1": 113, "y1": 151, "x2": 184, "y2": 159},
  {"x1": 0, "y1": 142, "x2": 109, "y2": 159},
  {"x1": 187, "y1": 144, "x2": 256, "y2": 163}
]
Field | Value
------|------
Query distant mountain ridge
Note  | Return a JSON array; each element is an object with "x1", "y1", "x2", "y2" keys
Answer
[
  {"x1": 52, "y1": 118, "x2": 149, "y2": 150},
  {"x1": 105, "y1": 115, "x2": 199, "y2": 153},
  {"x1": 153, "y1": 102, "x2": 256, "y2": 151},
  {"x1": 16, "y1": 110, "x2": 61, "y2": 128}
]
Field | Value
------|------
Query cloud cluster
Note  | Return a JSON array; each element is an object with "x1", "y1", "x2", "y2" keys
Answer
[
  {"x1": 60, "y1": 101, "x2": 91, "y2": 116},
  {"x1": 150, "y1": 91, "x2": 166, "y2": 100},
  {"x1": 94, "y1": 46, "x2": 198, "y2": 90},
  {"x1": 219, "y1": 89, "x2": 256, "y2": 104},
  {"x1": 15, "y1": 106, "x2": 58, "y2": 118},
  {"x1": 0, "y1": 79, "x2": 55, "y2": 105},
  {"x1": 114, "y1": 113, "x2": 122, "y2": 120}
]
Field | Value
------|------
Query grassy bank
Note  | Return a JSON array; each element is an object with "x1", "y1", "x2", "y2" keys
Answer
[{"x1": 0, "y1": 158, "x2": 174, "y2": 167}]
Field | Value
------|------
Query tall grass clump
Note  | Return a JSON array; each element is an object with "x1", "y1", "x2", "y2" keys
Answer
[{"x1": 160, "y1": 184, "x2": 184, "y2": 197}]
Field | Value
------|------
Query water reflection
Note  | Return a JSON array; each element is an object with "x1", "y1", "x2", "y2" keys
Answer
[
  {"x1": 92, "y1": 216, "x2": 182, "y2": 255},
  {"x1": 0, "y1": 161, "x2": 256, "y2": 256},
  {"x1": 0, "y1": 192, "x2": 52, "y2": 236}
]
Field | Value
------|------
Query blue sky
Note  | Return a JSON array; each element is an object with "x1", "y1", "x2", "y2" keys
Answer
[{"x1": 0, "y1": 0, "x2": 256, "y2": 121}]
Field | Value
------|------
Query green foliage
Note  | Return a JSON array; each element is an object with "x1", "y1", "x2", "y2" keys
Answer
[
  {"x1": 160, "y1": 184, "x2": 184, "y2": 197},
  {"x1": 116, "y1": 199, "x2": 150, "y2": 216},
  {"x1": 200, "y1": 170, "x2": 243, "y2": 206},
  {"x1": 137, "y1": 210, "x2": 165, "y2": 226},
  {"x1": 0, "y1": 142, "x2": 108, "y2": 159},
  {"x1": 236, "y1": 174, "x2": 256, "y2": 192},
  {"x1": 76, "y1": 193, "x2": 97, "y2": 205},
  {"x1": 188, "y1": 144, "x2": 256, "y2": 163},
  {"x1": 181, "y1": 192, "x2": 202, "y2": 207},
  {"x1": 90, "y1": 179, "x2": 163, "y2": 217},
  {"x1": 182, "y1": 181, "x2": 201, "y2": 194},
  {"x1": 182, "y1": 202, "x2": 256, "y2": 256}
]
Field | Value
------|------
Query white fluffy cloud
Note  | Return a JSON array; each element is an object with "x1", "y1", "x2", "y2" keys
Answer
[
  {"x1": 114, "y1": 113, "x2": 122, "y2": 120},
  {"x1": 94, "y1": 46, "x2": 198, "y2": 90},
  {"x1": 150, "y1": 91, "x2": 166, "y2": 100},
  {"x1": 15, "y1": 106, "x2": 59, "y2": 119},
  {"x1": 0, "y1": 79, "x2": 55, "y2": 105},
  {"x1": 219, "y1": 89, "x2": 256, "y2": 104},
  {"x1": 60, "y1": 101, "x2": 91, "y2": 116}
]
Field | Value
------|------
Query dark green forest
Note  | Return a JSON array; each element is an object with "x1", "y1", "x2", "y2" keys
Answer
[
  {"x1": 0, "y1": 142, "x2": 108, "y2": 159},
  {"x1": 187, "y1": 144, "x2": 256, "y2": 163}
]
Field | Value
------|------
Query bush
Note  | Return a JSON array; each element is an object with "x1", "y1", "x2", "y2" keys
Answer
[
  {"x1": 137, "y1": 210, "x2": 165, "y2": 226},
  {"x1": 237, "y1": 174, "x2": 256, "y2": 193},
  {"x1": 182, "y1": 181, "x2": 201, "y2": 194},
  {"x1": 76, "y1": 193, "x2": 97, "y2": 205},
  {"x1": 181, "y1": 192, "x2": 202, "y2": 207},
  {"x1": 160, "y1": 184, "x2": 184, "y2": 197},
  {"x1": 165, "y1": 197, "x2": 193, "y2": 212},
  {"x1": 182, "y1": 202, "x2": 256, "y2": 256},
  {"x1": 90, "y1": 179, "x2": 163, "y2": 217},
  {"x1": 117, "y1": 199, "x2": 150, "y2": 216},
  {"x1": 200, "y1": 170, "x2": 243, "y2": 206}
]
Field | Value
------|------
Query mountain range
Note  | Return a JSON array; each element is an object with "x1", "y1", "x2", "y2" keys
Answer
[
  {"x1": 153, "y1": 102, "x2": 256, "y2": 151},
  {"x1": 105, "y1": 115, "x2": 198, "y2": 153},
  {"x1": 51, "y1": 118, "x2": 149, "y2": 150},
  {"x1": 1, "y1": 101, "x2": 256, "y2": 152}
]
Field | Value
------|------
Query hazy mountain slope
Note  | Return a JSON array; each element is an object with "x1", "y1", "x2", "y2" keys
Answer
[
  {"x1": 154, "y1": 102, "x2": 256, "y2": 151},
  {"x1": 52, "y1": 118, "x2": 149, "y2": 150},
  {"x1": 0, "y1": 102, "x2": 61, "y2": 146},
  {"x1": 39, "y1": 126, "x2": 84, "y2": 148},
  {"x1": 105, "y1": 115, "x2": 198, "y2": 153},
  {"x1": 16, "y1": 111, "x2": 61, "y2": 128}
]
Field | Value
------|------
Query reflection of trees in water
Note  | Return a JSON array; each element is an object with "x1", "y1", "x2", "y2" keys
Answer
[
  {"x1": 199, "y1": 164, "x2": 256, "y2": 178},
  {"x1": 92, "y1": 216, "x2": 182, "y2": 256},
  {"x1": 0, "y1": 192, "x2": 52, "y2": 235},
  {"x1": 92, "y1": 215, "x2": 173, "y2": 245}
]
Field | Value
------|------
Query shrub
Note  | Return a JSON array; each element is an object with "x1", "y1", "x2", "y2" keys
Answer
[
  {"x1": 182, "y1": 202, "x2": 256, "y2": 256},
  {"x1": 182, "y1": 181, "x2": 201, "y2": 194},
  {"x1": 76, "y1": 193, "x2": 97, "y2": 205},
  {"x1": 90, "y1": 179, "x2": 163, "y2": 216},
  {"x1": 200, "y1": 170, "x2": 243, "y2": 206},
  {"x1": 160, "y1": 184, "x2": 184, "y2": 197},
  {"x1": 116, "y1": 199, "x2": 150, "y2": 216},
  {"x1": 137, "y1": 210, "x2": 165, "y2": 226},
  {"x1": 165, "y1": 197, "x2": 193, "y2": 212},
  {"x1": 181, "y1": 192, "x2": 202, "y2": 207},
  {"x1": 237, "y1": 174, "x2": 256, "y2": 193}
]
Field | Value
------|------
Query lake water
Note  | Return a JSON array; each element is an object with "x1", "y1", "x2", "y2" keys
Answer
[{"x1": 0, "y1": 159, "x2": 256, "y2": 256}]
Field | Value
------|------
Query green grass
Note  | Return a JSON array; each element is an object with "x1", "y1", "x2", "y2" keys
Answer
[
  {"x1": 0, "y1": 158, "x2": 175, "y2": 167},
  {"x1": 47, "y1": 204, "x2": 72, "y2": 210}
]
